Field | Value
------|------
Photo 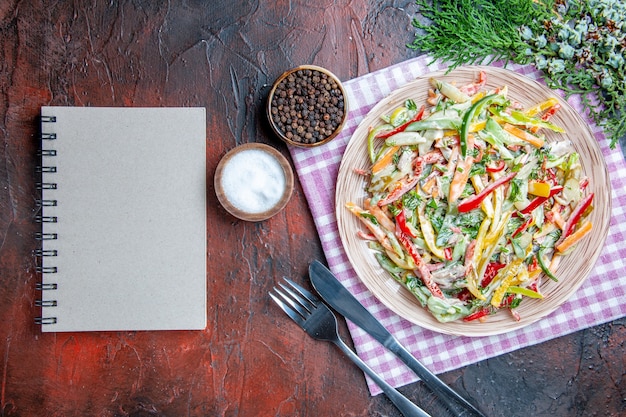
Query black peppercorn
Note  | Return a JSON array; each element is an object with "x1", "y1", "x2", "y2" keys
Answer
[{"x1": 269, "y1": 66, "x2": 346, "y2": 146}]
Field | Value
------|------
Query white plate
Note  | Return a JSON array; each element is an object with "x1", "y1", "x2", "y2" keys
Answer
[{"x1": 335, "y1": 66, "x2": 611, "y2": 337}]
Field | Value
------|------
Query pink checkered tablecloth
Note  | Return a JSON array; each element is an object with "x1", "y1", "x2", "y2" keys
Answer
[{"x1": 287, "y1": 54, "x2": 626, "y2": 395}]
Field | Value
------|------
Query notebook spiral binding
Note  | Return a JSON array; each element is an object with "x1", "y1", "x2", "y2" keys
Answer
[{"x1": 35, "y1": 115, "x2": 58, "y2": 326}]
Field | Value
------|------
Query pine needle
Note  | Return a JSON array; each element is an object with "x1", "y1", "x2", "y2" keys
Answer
[{"x1": 410, "y1": 0, "x2": 554, "y2": 67}]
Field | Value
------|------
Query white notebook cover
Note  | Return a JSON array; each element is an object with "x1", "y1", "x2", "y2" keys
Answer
[{"x1": 38, "y1": 107, "x2": 207, "y2": 332}]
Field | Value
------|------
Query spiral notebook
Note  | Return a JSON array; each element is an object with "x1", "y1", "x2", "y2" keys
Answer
[{"x1": 36, "y1": 107, "x2": 207, "y2": 332}]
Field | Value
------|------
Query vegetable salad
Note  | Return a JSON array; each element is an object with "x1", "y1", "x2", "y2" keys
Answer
[{"x1": 347, "y1": 71, "x2": 595, "y2": 323}]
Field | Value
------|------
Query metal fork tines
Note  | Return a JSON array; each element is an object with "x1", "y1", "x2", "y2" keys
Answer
[{"x1": 270, "y1": 278, "x2": 432, "y2": 417}]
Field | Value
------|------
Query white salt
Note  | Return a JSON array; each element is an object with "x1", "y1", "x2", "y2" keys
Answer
[{"x1": 221, "y1": 149, "x2": 286, "y2": 214}]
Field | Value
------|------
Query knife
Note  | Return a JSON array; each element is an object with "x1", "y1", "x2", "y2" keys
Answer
[{"x1": 309, "y1": 260, "x2": 487, "y2": 417}]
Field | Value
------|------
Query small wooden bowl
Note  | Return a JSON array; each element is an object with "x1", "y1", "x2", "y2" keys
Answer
[
  {"x1": 266, "y1": 65, "x2": 348, "y2": 148},
  {"x1": 214, "y1": 143, "x2": 294, "y2": 222}
]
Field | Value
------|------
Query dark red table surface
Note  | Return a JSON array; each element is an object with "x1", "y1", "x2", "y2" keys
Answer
[{"x1": 1, "y1": 1, "x2": 624, "y2": 416}]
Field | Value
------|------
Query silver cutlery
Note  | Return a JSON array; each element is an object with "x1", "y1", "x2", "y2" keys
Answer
[
  {"x1": 270, "y1": 278, "x2": 432, "y2": 417},
  {"x1": 309, "y1": 260, "x2": 486, "y2": 417}
]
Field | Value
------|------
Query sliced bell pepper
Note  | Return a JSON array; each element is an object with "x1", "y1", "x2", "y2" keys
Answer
[
  {"x1": 579, "y1": 177, "x2": 589, "y2": 190},
  {"x1": 395, "y1": 226, "x2": 445, "y2": 299},
  {"x1": 346, "y1": 202, "x2": 396, "y2": 255},
  {"x1": 556, "y1": 220, "x2": 592, "y2": 253},
  {"x1": 519, "y1": 185, "x2": 563, "y2": 215},
  {"x1": 405, "y1": 118, "x2": 459, "y2": 132},
  {"x1": 466, "y1": 260, "x2": 487, "y2": 301},
  {"x1": 512, "y1": 216, "x2": 533, "y2": 238},
  {"x1": 528, "y1": 254, "x2": 539, "y2": 272},
  {"x1": 528, "y1": 180, "x2": 551, "y2": 197},
  {"x1": 481, "y1": 262, "x2": 506, "y2": 287},
  {"x1": 448, "y1": 150, "x2": 474, "y2": 203},
  {"x1": 457, "y1": 171, "x2": 517, "y2": 213},
  {"x1": 377, "y1": 175, "x2": 420, "y2": 207},
  {"x1": 499, "y1": 293, "x2": 518, "y2": 308},
  {"x1": 486, "y1": 160, "x2": 505, "y2": 173},
  {"x1": 529, "y1": 102, "x2": 562, "y2": 133},
  {"x1": 507, "y1": 286, "x2": 543, "y2": 299},
  {"x1": 524, "y1": 97, "x2": 559, "y2": 117},
  {"x1": 492, "y1": 108, "x2": 565, "y2": 133},
  {"x1": 490, "y1": 260, "x2": 525, "y2": 307},
  {"x1": 540, "y1": 103, "x2": 561, "y2": 120},
  {"x1": 558, "y1": 192, "x2": 594, "y2": 242},
  {"x1": 537, "y1": 249, "x2": 558, "y2": 282},
  {"x1": 502, "y1": 123, "x2": 545, "y2": 148},
  {"x1": 371, "y1": 145, "x2": 400, "y2": 174},
  {"x1": 375, "y1": 105, "x2": 426, "y2": 139},
  {"x1": 395, "y1": 208, "x2": 416, "y2": 238},
  {"x1": 460, "y1": 94, "x2": 505, "y2": 158},
  {"x1": 367, "y1": 124, "x2": 393, "y2": 164},
  {"x1": 463, "y1": 307, "x2": 491, "y2": 322},
  {"x1": 417, "y1": 203, "x2": 446, "y2": 260}
]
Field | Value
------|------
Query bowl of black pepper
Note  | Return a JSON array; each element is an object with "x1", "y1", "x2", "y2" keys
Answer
[{"x1": 267, "y1": 65, "x2": 347, "y2": 147}]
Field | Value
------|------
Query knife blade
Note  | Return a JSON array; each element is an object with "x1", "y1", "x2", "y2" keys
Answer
[{"x1": 309, "y1": 260, "x2": 486, "y2": 417}]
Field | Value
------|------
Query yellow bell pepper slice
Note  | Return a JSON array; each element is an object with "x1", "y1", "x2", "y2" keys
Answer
[
  {"x1": 465, "y1": 266, "x2": 485, "y2": 301},
  {"x1": 417, "y1": 203, "x2": 446, "y2": 260},
  {"x1": 524, "y1": 98, "x2": 559, "y2": 117},
  {"x1": 528, "y1": 180, "x2": 551, "y2": 197},
  {"x1": 490, "y1": 259, "x2": 525, "y2": 307}
]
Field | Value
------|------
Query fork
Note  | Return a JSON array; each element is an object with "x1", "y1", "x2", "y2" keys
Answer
[{"x1": 270, "y1": 278, "x2": 432, "y2": 417}]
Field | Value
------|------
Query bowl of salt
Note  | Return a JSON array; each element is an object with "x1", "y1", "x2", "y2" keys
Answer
[{"x1": 214, "y1": 143, "x2": 294, "y2": 222}]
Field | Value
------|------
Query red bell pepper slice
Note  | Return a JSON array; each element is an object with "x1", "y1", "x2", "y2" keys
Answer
[
  {"x1": 463, "y1": 307, "x2": 491, "y2": 322},
  {"x1": 528, "y1": 255, "x2": 539, "y2": 272},
  {"x1": 395, "y1": 225, "x2": 444, "y2": 299},
  {"x1": 486, "y1": 160, "x2": 505, "y2": 173},
  {"x1": 377, "y1": 176, "x2": 420, "y2": 207},
  {"x1": 395, "y1": 208, "x2": 416, "y2": 238},
  {"x1": 375, "y1": 105, "x2": 426, "y2": 139},
  {"x1": 499, "y1": 294, "x2": 516, "y2": 308},
  {"x1": 579, "y1": 178, "x2": 589, "y2": 191},
  {"x1": 518, "y1": 185, "x2": 563, "y2": 215},
  {"x1": 559, "y1": 192, "x2": 594, "y2": 241},
  {"x1": 457, "y1": 171, "x2": 517, "y2": 213},
  {"x1": 456, "y1": 288, "x2": 472, "y2": 302},
  {"x1": 512, "y1": 216, "x2": 532, "y2": 238},
  {"x1": 541, "y1": 102, "x2": 561, "y2": 120},
  {"x1": 480, "y1": 262, "x2": 506, "y2": 287}
]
